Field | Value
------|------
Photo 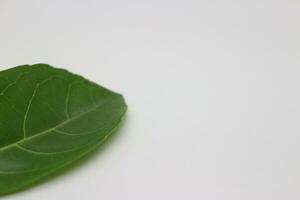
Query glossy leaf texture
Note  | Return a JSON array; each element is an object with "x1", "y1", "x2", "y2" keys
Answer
[{"x1": 0, "y1": 64, "x2": 127, "y2": 195}]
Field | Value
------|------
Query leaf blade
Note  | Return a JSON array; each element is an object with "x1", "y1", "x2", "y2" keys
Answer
[{"x1": 0, "y1": 64, "x2": 127, "y2": 195}]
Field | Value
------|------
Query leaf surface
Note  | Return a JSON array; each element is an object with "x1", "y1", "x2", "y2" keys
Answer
[{"x1": 0, "y1": 64, "x2": 127, "y2": 195}]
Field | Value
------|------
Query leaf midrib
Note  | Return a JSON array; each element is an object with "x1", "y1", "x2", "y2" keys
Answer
[{"x1": 0, "y1": 98, "x2": 114, "y2": 153}]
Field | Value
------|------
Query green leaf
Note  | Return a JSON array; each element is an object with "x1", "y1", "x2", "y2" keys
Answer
[{"x1": 0, "y1": 64, "x2": 127, "y2": 195}]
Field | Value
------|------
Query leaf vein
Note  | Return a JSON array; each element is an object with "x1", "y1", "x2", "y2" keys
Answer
[
  {"x1": 23, "y1": 77, "x2": 53, "y2": 138},
  {"x1": 17, "y1": 144, "x2": 77, "y2": 155},
  {"x1": 0, "y1": 98, "x2": 113, "y2": 153}
]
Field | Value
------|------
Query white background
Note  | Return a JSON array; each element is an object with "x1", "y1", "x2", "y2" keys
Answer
[{"x1": 1, "y1": 0, "x2": 300, "y2": 199}]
